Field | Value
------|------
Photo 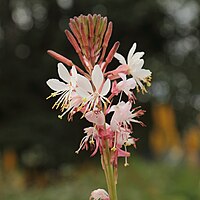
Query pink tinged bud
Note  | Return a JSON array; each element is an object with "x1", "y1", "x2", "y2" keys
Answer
[
  {"x1": 69, "y1": 20, "x2": 82, "y2": 46},
  {"x1": 65, "y1": 30, "x2": 89, "y2": 70},
  {"x1": 111, "y1": 81, "x2": 119, "y2": 96},
  {"x1": 65, "y1": 30, "x2": 81, "y2": 54},
  {"x1": 106, "y1": 64, "x2": 129, "y2": 80},
  {"x1": 106, "y1": 42, "x2": 120, "y2": 63},
  {"x1": 85, "y1": 110, "x2": 105, "y2": 125},
  {"x1": 98, "y1": 22, "x2": 113, "y2": 64},
  {"x1": 90, "y1": 189, "x2": 110, "y2": 200},
  {"x1": 98, "y1": 17, "x2": 108, "y2": 47},
  {"x1": 47, "y1": 50, "x2": 89, "y2": 79},
  {"x1": 102, "y1": 41, "x2": 120, "y2": 72},
  {"x1": 88, "y1": 14, "x2": 94, "y2": 39},
  {"x1": 103, "y1": 22, "x2": 113, "y2": 48},
  {"x1": 47, "y1": 50, "x2": 73, "y2": 66},
  {"x1": 80, "y1": 23, "x2": 89, "y2": 56},
  {"x1": 94, "y1": 15, "x2": 101, "y2": 40}
]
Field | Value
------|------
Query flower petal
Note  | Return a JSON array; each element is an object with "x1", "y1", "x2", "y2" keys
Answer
[
  {"x1": 46, "y1": 79, "x2": 67, "y2": 91},
  {"x1": 127, "y1": 78, "x2": 136, "y2": 88},
  {"x1": 85, "y1": 111, "x2": 105, "y2": 125},
  {"x1": 134, "y1": 68, "x2": 152, "y2": 80},
  {"x1": 92, "y1": 65, "x2": 104, "y2": 91},
  {"x1": 101, "y1": 79, "x2": 111, "y2": 96},
  {"x1": 127, "y1": 43, "x2": 136, "y2": 64},
  {"x1": 132, "y1": 52, "x2": 145, "y2": 60},
  {"x1": 135, "y1": 59, "x2": 144, "y2": 70},
  {"x1": 117, "y1": 148, "x2": 130, "y2": 157},
  {"x1": 109, "y1": 105, "x2": 117, "y2": 113},
  {"x1": 114, "y1": 53, "x2": 127, "y2": 65},
  {"x1": 70, "y1": 66, "x2": 77, "y2": 87},
  {"x1": 57, "y1": 63, "x2": 70, "y2": 83},
  {"x1": 71, "y1": 65, "x2": 77, "y2": 79},
  {"x1": 76, "y1": 87, "x2": 90, "y2": 98},
  {"x1": 130, "y1": 59, "x2": 144, "y2": 74},
  {"x1": 118, "y1": 73, "x2": 126, "y2": 81},
  {"x1": 77, "y1": 74, "x2": 93, "y2": 93}
]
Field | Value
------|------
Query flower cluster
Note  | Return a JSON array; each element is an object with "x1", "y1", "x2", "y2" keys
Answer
[{"x1": 46, "y1": 14, "x2": 151, "y2": 167}]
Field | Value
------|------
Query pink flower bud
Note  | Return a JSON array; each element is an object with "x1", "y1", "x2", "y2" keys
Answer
[{"x1": 90, "y1": 189, "x2": 110, "y2": 200}]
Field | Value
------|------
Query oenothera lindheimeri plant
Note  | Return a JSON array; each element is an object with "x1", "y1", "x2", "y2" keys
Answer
[{"x1": 46, "y1": 14, "x2": 152, "y2": 200}]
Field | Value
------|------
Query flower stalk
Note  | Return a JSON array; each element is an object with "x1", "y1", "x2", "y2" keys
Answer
[
  {"x1": 45, "y1": 14, "x2": 152, "y2": 200},
  {"x1": 101, "y1": 140, "x2": 118, "y2": 200}
]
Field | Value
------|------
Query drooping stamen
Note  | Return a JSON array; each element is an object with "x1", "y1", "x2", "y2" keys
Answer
[
  {"x1": 124, "y1": 145, "x2": 129, "y2": 167},
  {"x1": 52, "y1": 91, "x2": 68, "y2": 109},
  {"x1": 58, "y1": 108, "x2": 69, "y2": 120},
  {"x1": 75, "y1": 135, "x2": 89, "y2": 154},
  {"x1": 46, "y1": 92, "x2": 57, "y2": 100},
  {"x1": 111, "y1": 131, "x2": 117, "y2": 151},
  {"x1": 118, "y1": 92, "x2": 123, "y2": 103}
]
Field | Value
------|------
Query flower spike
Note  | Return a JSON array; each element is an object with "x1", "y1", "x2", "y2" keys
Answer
[{"x1": 46, "y1": 14, "x2": 152, "y2": 200}]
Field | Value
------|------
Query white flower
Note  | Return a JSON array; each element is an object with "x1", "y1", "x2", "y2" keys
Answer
[
  {"x1": 76, "y1": 65, "x2": 111, "y2": 111},
  {"x1": 117, "y1": 127, "x2": 131, "y2": 146},
  {"x1": 90, "y1": 189, "x2": 109, "y2": 200},
  {"x1": 114, "y1": 43, "x2": 152, "y2": 93},
  {"x1": 46, "y1": 63, "x2": 78, "y2": 117},
  {"x1": 109, "y1": 101, "x2": 144, "y2": 131},
  {"x1": 117, "y1": 73, "x2": 136, "y2": 97},
  {"x1": 75, "y1": 127, "x2": 98, "y2": 154}
]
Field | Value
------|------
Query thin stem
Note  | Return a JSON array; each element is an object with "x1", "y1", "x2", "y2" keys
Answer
[{"x1": 101, "y1": 140, "x2": 118, "y2": 200}]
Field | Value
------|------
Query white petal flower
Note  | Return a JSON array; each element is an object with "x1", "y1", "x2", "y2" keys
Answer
[
  {"x1": 76, "y1": 65, "x2": 111, "y2": 111},
  {"x1": 114, "y1": 43, "x2": 152, "y2": 93},
  {"x1": 46, "y1": 63, "x2": 79, "y2": 118},
  {"x1": 116, "y1": 73, "x2": 136, "y2": 97},
  {"x1": 75, "y1": 127, "x2": 99, "y2": 154},
  {"x1": 110, "y1": 101, "x2": 144, "y2": 131},
  {"x1": 117, "y1": 128, "x2": 131, "y2": 146}
]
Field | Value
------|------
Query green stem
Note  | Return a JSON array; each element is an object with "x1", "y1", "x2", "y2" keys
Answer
[{"x1": 101, "y1": 140, "x2": 118, "y2": 200}]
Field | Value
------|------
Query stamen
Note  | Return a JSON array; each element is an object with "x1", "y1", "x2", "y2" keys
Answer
[
  {"x1": 124, "y1": 145, "x2": 129, "y2": 167},
  {"x1": 82, "y1": 97, "x2": 87, "y2": 103},
  {"x1": 89, "y1": 138, "x2": 95, "y2": 145},
  {"x1": 58, "y1": 109, "x2": 69, "y2": 119},
  {"x1": 75, "y1": 136, "x2": 88, "y2": 154},
  {"x1": 111, "y1": 132, "x2": 117, "y2": 151},
  {"x1": 147, "y1": 82, "x2": 151, "y2": 87},
  {"x1": 118, "y1": 91, "x2": 123, "y2": 103},
  {"x1": 46, "y1": 92, "x2": 57, "y2": 100},
  {"x1": 52, "y1": 91, "x2": 67, "y2": 109},
  {"x1": 136, "y1": 85, "x2": 140, "y2": 93}
]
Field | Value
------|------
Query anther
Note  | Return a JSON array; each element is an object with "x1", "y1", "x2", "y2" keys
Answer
[
  {"x1": 111, "y1": 146, "x2": 116, "y2": 151},
  {"x1": 58, "y1": 115, "x2": 63, "y2": 119},
  {"x1": 124, "y1": 163, "x2": 129, "y2": 167}
]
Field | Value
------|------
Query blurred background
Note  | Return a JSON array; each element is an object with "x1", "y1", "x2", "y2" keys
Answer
[{"x1": 0, "y1": 0, "x2": 200, "y2": 199}]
